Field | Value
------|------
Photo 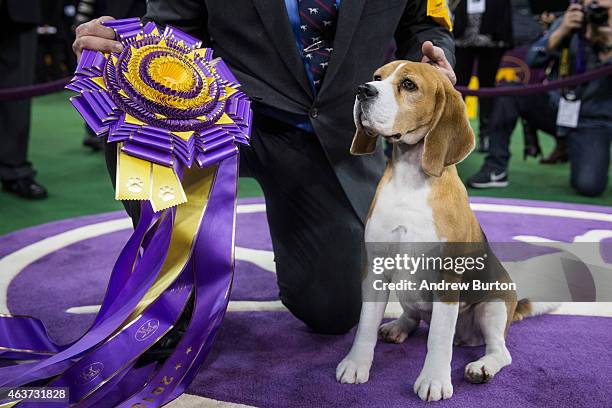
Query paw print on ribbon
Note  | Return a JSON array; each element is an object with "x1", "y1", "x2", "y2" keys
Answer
[
  {"x1": 126, "y1": 177, "x2": 144, "y2": 193},
  {"x1": 159, "y1": 185, "x2": 176, "y2": 202}
]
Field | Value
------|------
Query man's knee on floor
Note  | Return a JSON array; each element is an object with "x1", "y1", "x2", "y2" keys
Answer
[
  {"x1": 571, "y1": 174, "x2": 607, "y2": 197},
  {"x1": 281, "y1": 288, "x2": 361, "y2": 335}
]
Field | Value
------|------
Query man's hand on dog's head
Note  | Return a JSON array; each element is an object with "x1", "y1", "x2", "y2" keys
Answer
[{"x1": 420, "y1": 41, "x2": 457, "y2": 85}]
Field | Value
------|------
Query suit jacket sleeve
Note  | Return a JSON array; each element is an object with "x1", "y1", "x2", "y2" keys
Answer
[
  {"x1": 525, "y1": 19, "x2": 563, "y2": 69},
  {"x1": 5, "y1": 0, "x2": 42, "y2": 25},
  {"x1": 394, "y1": 0, "x2": 456, "y2": 67},
  {"x1": 144, "y1": 0, "x2": 210, "y2": 45}
]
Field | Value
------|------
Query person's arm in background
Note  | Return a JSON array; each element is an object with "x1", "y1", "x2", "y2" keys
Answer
[
  {"x1": 395, "y1": 0, "x2": 457, "y2": 84},
  {"x1": 546, "y1": 3, "x2": 583, "y2": 52},
  {"x1": 73, "y1": 0, "x2": 207, "y2": 58},
  {"x1": 526, "y1": 18, "x2": 566, "y2": 69}
]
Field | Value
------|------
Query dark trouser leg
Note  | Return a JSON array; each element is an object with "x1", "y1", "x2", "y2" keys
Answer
[
  {"x1": 0, "y1": 27, "x2": 37, "y2": 181},
  {"x1": 240, "y1": 115, "x2": 363, "y2": 334},
  {"x1": 454, "y1": 47, "x2": 475, "y2": 87},
  {"x1": 568, "y1": 125, "x2": 611, "y2": 197},
  {"x1": 485, "y1": 93, "x2": 557, "y2": 172},
  {"x1": 103, "y1": 140, "x2": 141, "y2": 227},
  {"x1": 476, "y1": 48, "x2": 505, "y2": 137}
]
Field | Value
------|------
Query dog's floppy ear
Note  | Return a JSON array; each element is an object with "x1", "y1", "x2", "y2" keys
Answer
[
  {"x1": 350, "y1": 127, "x2": 378, "y2": 155},
  {"x1": 350, "y1": 99, "x2": 378, "y2": 155},
  {"x1": 421, "y1": 78, "x2": 475, "y2": 177}
]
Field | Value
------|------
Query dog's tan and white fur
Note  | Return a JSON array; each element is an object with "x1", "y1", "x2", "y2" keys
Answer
[{"x1": 336, "y1": 61, "x2": 557, "y2": 401}]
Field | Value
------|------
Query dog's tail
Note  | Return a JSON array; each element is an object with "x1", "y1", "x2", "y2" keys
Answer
[{"x1": 513, "y1": 299, "x2": 560, "y2": 321}]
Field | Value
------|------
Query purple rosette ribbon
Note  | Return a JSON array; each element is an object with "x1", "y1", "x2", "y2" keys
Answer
[{"x1": 0, "y1": 18, "x2": 251, "y2": 407}]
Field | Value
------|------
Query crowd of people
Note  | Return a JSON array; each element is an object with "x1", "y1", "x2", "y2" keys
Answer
[
  {"x1": 0, "y1": 0, "x2": 610, "y2": 200},
  {"x1": 462, "y1": 0, "x2": 612, "y2": 197}
]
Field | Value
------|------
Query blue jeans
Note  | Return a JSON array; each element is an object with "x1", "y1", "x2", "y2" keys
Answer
[
  {"x1": 485, "y1": 93, "x2": 611, "y2": 197},
  {"x1": 568, "y1": 123, "x2": 612, "y2": 197}
]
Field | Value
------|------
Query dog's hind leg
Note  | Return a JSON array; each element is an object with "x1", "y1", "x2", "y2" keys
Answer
[
  {"x1": 336, "y1": 279, "x2": 390, "y2": 384},
  {"x1": 379, "y1": 311, "x2": 419, "y2": 344},
  {"x1": 464, "y1": 301, "x2": 512, "y2": 384}
]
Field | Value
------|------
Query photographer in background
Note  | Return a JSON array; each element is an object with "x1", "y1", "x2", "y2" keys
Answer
[{"x1": 467, "y1": 0, "x2": 612, "y2": 197}]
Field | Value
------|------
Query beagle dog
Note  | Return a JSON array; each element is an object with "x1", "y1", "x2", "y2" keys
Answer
[{"x1": 336, "y1": 61, "x2": 558, "y2": 401}]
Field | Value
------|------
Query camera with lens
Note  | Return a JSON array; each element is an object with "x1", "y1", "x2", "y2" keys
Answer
[{"x1": 584, "y1": 0, "x2": 609, "y2": 27}]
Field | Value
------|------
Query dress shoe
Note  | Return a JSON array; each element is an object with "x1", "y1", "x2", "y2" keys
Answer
[
  {"x1": 83, "y1": 134, "x2": 103, "y2": 151},
  {"x1": 540, "y1": 140, "x2": 569, "y2": 164},
  {"x1": 2, "y1": 177, "x2": 48, "y2": 199}
]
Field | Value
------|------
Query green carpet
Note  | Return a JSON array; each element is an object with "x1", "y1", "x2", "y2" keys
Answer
[
  {"x1": 0, "y1": 92, "x2": 609, "y2": 235},
  {"x1": 458, "y1": 122, "x2": 612, "y2": 205}
]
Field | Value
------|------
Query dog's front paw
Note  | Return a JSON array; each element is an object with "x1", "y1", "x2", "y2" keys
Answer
[
  {"x1": 336, "y1": 353, "x2": 372, "y2": 384},
  {"x1": 413, "y1": 367, "x2": 453, "y2": 401}
]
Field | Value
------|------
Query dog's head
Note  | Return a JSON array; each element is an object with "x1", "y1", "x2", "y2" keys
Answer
[{"x1": 351, "y1": 61, "x2": 475, "y2": 177}]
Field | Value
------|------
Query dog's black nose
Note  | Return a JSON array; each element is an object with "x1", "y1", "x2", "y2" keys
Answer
[{"x1": 357, "y1": 84, "x2": 378, "y2": 101}]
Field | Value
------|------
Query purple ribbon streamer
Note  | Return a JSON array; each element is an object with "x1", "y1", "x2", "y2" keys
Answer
[
  {"x1": 0, "y1": 209, "x2": 175, "y2": 387},
  {"x1": 41, "y1": 272, "x2": 192, "y2": 405},
  {"x1": 117, "y1": 154, "x2": 238, "y2": 407},
  {"x1": 0, "y1": 156, "x2": 240, "y2": 408},
  {"x1": 0, "y1": 19, "x2": 247, "y2": 408}
]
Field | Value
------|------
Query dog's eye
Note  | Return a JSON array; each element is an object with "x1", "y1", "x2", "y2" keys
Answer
[
  {"x1": 401, "y1": 79, "x2": 417, "y2": 91},
  {"x1": 373, "y1": 74, "x2": 382, "y2": 81}
]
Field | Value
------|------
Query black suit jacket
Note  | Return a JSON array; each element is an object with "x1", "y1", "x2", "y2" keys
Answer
[
  {"x1": 105, "y1": 0, "x2": 147, "y2": 20},
  {"x1": 1, "y1": 0, "x2": 42, "y2": 25},
  {"x1": 145, "y1": 0, "x2": 455, "y2": 222}
]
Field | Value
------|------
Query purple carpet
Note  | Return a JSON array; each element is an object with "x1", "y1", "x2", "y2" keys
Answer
[
  {"x1": 196, "y1": 313, "x2": 611, "y2": 408},
  {"x1": 1, "y1": 197, "x2": 611, "y2": 407}
]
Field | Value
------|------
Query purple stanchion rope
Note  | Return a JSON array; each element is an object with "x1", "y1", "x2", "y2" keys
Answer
[
  {"x1": 456, "y1": 64, "x2": 612, "y2": 97},
  {"x1": 0, "y1": 77, "x2": 70, "y2": 102},
  {"x1": 0, "y1": 64, "x2": 610, "y2": 102}
]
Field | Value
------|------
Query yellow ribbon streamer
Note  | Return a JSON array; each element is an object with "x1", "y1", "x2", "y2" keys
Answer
[
  {"x1": 128, "y1": 164, "x2": 218, "y2": 320},
  {"x1": 427, "y1": 0, "x2": 453, "y2": 31},
  {"x1": 115, "y1": 145, "x2": 188, "y2": 212}
]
